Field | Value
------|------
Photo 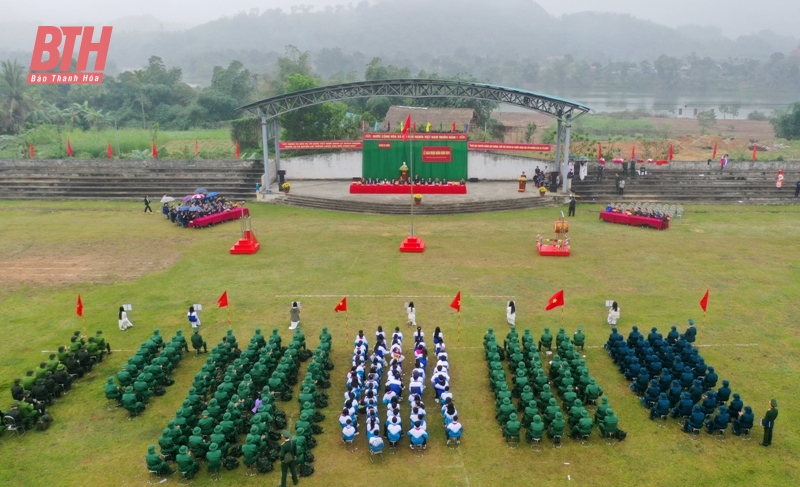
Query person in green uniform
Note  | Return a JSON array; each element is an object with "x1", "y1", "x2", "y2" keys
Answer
[
  {"x1": 104, "y1": 377, "x2": 123, "y2": 404},
  {"x1": 496, "y1": 397, "x2": 515, "y2": 425},
  {"x1": 188, "y1": 427, "x2": 208, "y2": 459},
  {"x1": 206, "y1": 442, "x2": 223, "y2": 473},
  {"x1": 599, "y1": 409, "x2": 619, "y2": 438},
  {"x1": 761, "y1": 399, "x2": 779, "y2": 447},
  {"x1": 547, "y1": 412, "x2": 565, "y2": 439},
  {"x1": 572, "y1": 326, "x2": 586, "y2": 351},
  {"x1": 504, "y1": 413, "x2": 522, "y2": 440},
  {"x1": 279, "y1": 430, "x2": 298, "y2": 487},
  {"x1": 191, "y1": 330, "x2": 207, "y2": 354},
  {"x1": 526, "y1": 415, "x2": 545, "y2": 443},
  {"x1": 176, "y1": 445, "x2": 199, "y2": 479},
  {"x1": 145, "y1": 445, "x2": 175, "y2": 476},
  {"x1": 572, "y1": 410, "x2": 594, "y2": 439},
  {"x1": 241, "y1": 436, "x2": 259, "y2": 469},
  {"x1": 538, "y1": 328, "x2": 553, "y2": 351}
]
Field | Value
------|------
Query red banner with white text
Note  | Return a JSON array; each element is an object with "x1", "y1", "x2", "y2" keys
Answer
[
  {"x1": 278, "y1": 141, "x2": 363, "y2": 150},
  {"x1": 421, "y1": 146, "x2": 453, "y2": 163},
  {"x1": 363, "y1": 132, "x2": 468, "y2": 141},
  {"x1": 468, "y1": 142, "x2": 552, "y2": 152}
]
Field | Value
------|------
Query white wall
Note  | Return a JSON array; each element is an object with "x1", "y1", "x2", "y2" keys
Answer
[
  {"x1": 468, "y1": 153, "x2": 552, "y2": 180},
  {"x1": 279, "y1": 152, "x2": 361, "y2": 180}
]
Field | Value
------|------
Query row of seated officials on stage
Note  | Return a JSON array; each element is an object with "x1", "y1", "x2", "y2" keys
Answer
[
  {"x1": 5, "y1": 330, "x2": 112, "y2": 432},
  {"x1": 607, "y1": 324, "x2": 753, "y2": 436},
  {"x1": 487, "y1": 326, "x2": 623, "y2": 445},
  {"x1": 357, "y1": 177, "x2": 466, "y2": 186},
  {"x1": 339, "y1": 325, "x2": 463, "y2": 455}
]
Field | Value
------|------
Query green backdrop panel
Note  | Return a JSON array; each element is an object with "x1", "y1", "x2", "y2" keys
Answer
[{"x1": 362, "y1": 140, "x2": 468, "y2": 181}]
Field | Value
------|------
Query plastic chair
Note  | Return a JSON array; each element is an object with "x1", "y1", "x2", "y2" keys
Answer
[
  {"x1": 655, "y1": 414, "x2": 668, "y2": 428},
  {"x1": 147, "y1": 468, "x2": 168, "y2": 485},
  {"x1": 529, "y1": 437, "x2": 542, "y2": 452},
  {"x1": 3, "y1": 416, "x2": 25, "y2": 437},
  {"x1": 245, "y1": 464, "x2": 258, "y2": 476},
  {"x1": 209, "y1": 469, "x2": 222, "y2": 482},
  {"x1": 410, "y1": 443, "x2": 425, "y2": 457},
  {"x1": 506, "y1": 435, "x2": 519, "y2": 449},
  {"x1": 579, "y1": 433, "x2": 591, "y2": 446},
  {"x1": 388, "y1": 439, "x2": 399, "y2": 454},
  {"x1": 689, "y1": 426, "x2": 701, "y2": 441},
  {"x1": 603, "y1": 431, "x2": 617, "y2": 446},
  {"x1": 551, "y1": 435, "x2": 562, "y2": 449},
  {"x1": 739, "y1": 427, "x2": 751, "y2": 441},
  {"x1": 447, "y1": 437, "x2": 461, "y2": 450},
  {"x1": 343, "y1": 438, "x2": 357, "y2": 453},
  {"x1": 107, "y1": 399, "x2": 119, "y2": 411},
  {"x1": 677, "y1": 414, "x2": 689, "y2": 427},
  {"x1": 713, "y1": 428, "x2": 726, "y2": 443},
  {"x1": 369, "y1": 445, "x2": 385, "y2": 463},
  {"x1": 178, "y1": 470, "x2": 193, "y2": 485}
]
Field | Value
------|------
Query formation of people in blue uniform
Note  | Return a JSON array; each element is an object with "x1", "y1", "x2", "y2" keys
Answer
[
  {"x1": 340, "y1": 324, "x2": 462, "y2": 456},
  {"x1": 606, "y1": 322, "x2": 754, "y2": 438}
]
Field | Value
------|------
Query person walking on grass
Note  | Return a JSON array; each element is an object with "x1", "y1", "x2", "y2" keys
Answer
[
  {"x1": 568, "y1": 195, "x2": 576, "y2": 217},
  {"x1": 290, "y1": 302, "x2": 300, "y2": 330},
  {"x1": 143, "y1": 196, "x2": 153, "y2": 213},
  {"x1": 118, "y1": 306, "x2": 133, "y2": 331}
]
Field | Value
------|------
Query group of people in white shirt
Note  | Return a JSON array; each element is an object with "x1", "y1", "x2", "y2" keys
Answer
[{"x1": 339, "y1": 323, "x2": 463, "y2": 454}]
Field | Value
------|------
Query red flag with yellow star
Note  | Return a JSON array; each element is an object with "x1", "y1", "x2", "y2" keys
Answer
[{"x1": 545, "y1": 290, "x2": 564, "y2": 311}]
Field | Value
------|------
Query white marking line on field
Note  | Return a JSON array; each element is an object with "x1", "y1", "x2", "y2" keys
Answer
[
  {"x1": 274, "y1": 294, "x2": 514, "y2": 299},
  {"x1": 585, "y1": 343, "x2": 758, "y2": 349},
  {"x1": 42, "y1": 349, "x2": 131, "y2": 353}
]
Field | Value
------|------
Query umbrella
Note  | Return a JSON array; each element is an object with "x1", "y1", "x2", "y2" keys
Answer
[
  {"x1": 160, "y1": 196, "x2": 175, "y2": 203},
  {"x1": 189, "y1": 206, "x2": 202, "y2": 211},
  {"x1": 182, "y1": 195, "x2": 194, "y2": 203},
  {"x1": 191, "y1": 194, "x2": 204, "y2": 200},
  {"x1": 194, "y1": 188, "x2": 208, "y2": 194},
  {"x1": 206, "y1": 192, "x2": 218, "y2": 198},
  {"x1": 177, "y1": 206, "x2": 190, "y2": 211}
]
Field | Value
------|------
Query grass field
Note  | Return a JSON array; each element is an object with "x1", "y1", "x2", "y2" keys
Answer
[{"x1": 0, "y1": 201, "x2": 799, "y2": 486}]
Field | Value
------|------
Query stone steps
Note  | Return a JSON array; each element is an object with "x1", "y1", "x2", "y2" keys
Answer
[{"x1": 275, "y1": 194, "x2": 565, "y2": 215}]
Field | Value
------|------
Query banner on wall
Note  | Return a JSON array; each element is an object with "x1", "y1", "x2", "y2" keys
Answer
[
  {"x1": 278, "y1": 141, "x2": 363, "y2": 150},
  {"x1": 378, "y1": 142, "x2": 392, "y2": 149},
  {"x1": 363, "y1": 132, "x2": 468, "y2": 141},
  {"x1": 468, "y1": 142, "x2": 552, "y2": 152},
  {"x1": 421, "y1": 146, "x2": 453, "y2": 163}
]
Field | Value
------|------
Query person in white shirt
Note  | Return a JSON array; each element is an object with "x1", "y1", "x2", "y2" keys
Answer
[
  {"x1": 118, "y1": 306, "x2": 133, "y2": 331},
  {"x1": 375, "y1": 326, "x2": 386, "y2": 342},
  {"x1": 339, "y1": 409, "x2": 352, "y2": 429},
  {"x1": 413, "y1": 326, "x2": 425, "y2": 342},
  {"x1": 386, "y1": 416, "x2": 403, "y2": 444},
  {"x1": 289, "y1": 301, "x2": 300, "y2": 330},
  {"x1": 354, "y1": 330, "x2": 367, "y2": 347},
  {"x1": 439, "y1": 386, "x2": 453, "y2": 405},
  {"x1": 431, "y1": 365, "x2": 450, "y2": 382},
  {"x1": 392, "y1": 327, "x2": 403, "y2": 345},
  {"x1": 409, "y1": 373, "x2": 424, "y2": 397},
  {"x1": 187, "y1": 306, "x2": 200, "y2": 330},
  {"x1": 368, "y1": 428, "x2": 384, "y2": 451},
  {"x1": 408, "y1": 422, "x2": 428, "y2": 448},
  {"x1": 435, "y1": 356, "x2": 449, "y2": 371},
  {"x1": 507, "y1": 300, "x2": 516, "y2": 326},
  {"x1": 407, "y1": 302, "x2": 417, "y2": 327},
  {"x1": 412, "y1": 361, "x2": 426, "y2": 381},
  {"x1": 342, "y1": 419, "x2": 357, "y2": 442},
  {"x1": 446, "y1": 416, "x2": 463, "y2": 440},
  {"x1": 382, "y1": 389, "x2": 396, "y2": 404},
  {"x1": 607, "y1": 301, "x2": 620, "y2": 325}
]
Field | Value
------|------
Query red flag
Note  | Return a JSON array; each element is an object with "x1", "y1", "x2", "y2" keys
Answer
[
  {"x1": 413, "y1": 122, "x2": 417, "y2": 132},
  {"x1": 195, "y1": 140, "x2": 199, "y2": 157},
  {"x1": 235, "y1": 141, "x2": 241, "y2": 159},
  {"x1": 402, "y1": 114, "x2": 411, "y2": 141},
  {"x1": 545, "y1": 290, "x2": 565, "y2": 311},
  {"x1": 631, "y1": 144, "x2": 636, "y2": 160},
  {"x1": 450, "y1": 291, "x2": 461, "y2": 312},
  {"x1": 218, "y1": 291, "x2": 228, "y2": 308},
  {"x1": 668, "y1": 144, "x2": 674, "y2": 161},
  {"x1": 76, "y1": 295, "x2": 83, "y2": 317},
  {"x1": 752, "y1": 144, "x2": 758, "y2": 161},
  {"x1": 107, "y1": 142, "x2": 113, "y2": 159},
  {"x1": 699, "y1": 290, "x2": 709, "y2": 312},
  {"x1": 712, "y1": 142, "x2": 718, "y2": 159},
  {"x1": 452, "y1": 122, "x2": 456, "y2": 132},
  {"x1": 334, "y1": 297, "x2": 347, "y2": 313},
  {"x1": 597, "y1": 143, "x2": 602, "y2": 160},
  {"x1": 29, "y1": 143, "x2": 35, "y2": 158},
  {"x1": 66, "y1": 140, "x2": 73, "y2": 157},
  {"x1": 151, "y1": 140, "x2": 158, "y2": 158}
]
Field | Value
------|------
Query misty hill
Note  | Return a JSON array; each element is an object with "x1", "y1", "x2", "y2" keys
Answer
[{"x1": 2, "y1": 0, "x2": 798, "y2": 84}]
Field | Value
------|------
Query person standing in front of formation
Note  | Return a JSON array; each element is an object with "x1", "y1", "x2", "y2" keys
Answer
[
  {"x1": 407, "y1": 302, "x2": 416, "y2": 327},
  {"x1": 776, "y1": 170, "x2": 784, "y2": 189},
  {"x1": 506, "y1": 301, "x2": 516, "y2": 326},
  {"x1": 618, "y1": 178, "x2": 625, "y2": 196},
  {"x1": 761, "y1": 399, "x2": 778, "y2": 447},
  {"x1": 143, "y1": 196, "x2": 153, "y2": 213},
  {"x1": 568, "y1": 195, "x2": 576, "y2": 217},
  {"x1": 607, "y1": 302, "x2": 620, "y2": 326},
  {"x1": 118, "y1": 306, "x2": 133, "y2": 331},
  {"x1": 187, "y1": 306, "x2": 200, "y2": 330},
  {"x1": 290, "y1": 302, "x2": 300, "y2": 330}
]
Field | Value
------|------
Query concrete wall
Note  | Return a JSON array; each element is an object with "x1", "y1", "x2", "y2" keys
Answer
[
  {"x1": 279, "y1": 152, "x2": 361, "y2": 180},
  {"x1": 467, "y1": 153, "x2": 553, "y2": 180}
]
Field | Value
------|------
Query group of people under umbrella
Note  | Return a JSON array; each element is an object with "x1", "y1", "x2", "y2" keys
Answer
[{"x1": 159, "y1": 188, "x2": 236, "y2": 227}]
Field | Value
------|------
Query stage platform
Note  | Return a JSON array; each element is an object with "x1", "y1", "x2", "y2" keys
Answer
[{"x1": 265, "y1": 181, "x2": 568, "y2": 215}]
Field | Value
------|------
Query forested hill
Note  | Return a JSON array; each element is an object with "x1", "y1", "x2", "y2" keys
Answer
[{"x1": 0, "y1": 0, "x2": 798, "y2": 85}]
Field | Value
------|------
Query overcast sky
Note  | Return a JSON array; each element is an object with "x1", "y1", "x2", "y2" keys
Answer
[{"x1": 6, "y1": 0, "x2": 799, "y2": 38}]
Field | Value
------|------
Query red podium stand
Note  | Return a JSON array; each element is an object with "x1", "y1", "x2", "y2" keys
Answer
[
  {"x1": 399, "y1": 236, "x2": 426, "y2": 253},
  {"x1": 230, "y1": 230, "x2": 260, "y2": 254}
]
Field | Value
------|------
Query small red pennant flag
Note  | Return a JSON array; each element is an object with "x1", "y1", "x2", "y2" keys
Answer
[
  {"x1": 76, "y1": 295, "x2": 83, "y2": 317},
  {"x1": 450, "y1": 291, "x2": 461, "y2": 312},
  {"x1": 402, "y1": 114, "x2": 411, "y2": 141},
  {"x1": 151, "y1": 140, "x2": 158, "y2": 158},
  {"x1": 217, "y1": 290, "x2": 228, "y2": 308},
  {"x1": 29, "y1": 143, "x2": 35, "y2": 158},
  {"x1": 751, "y1": 144, "x2": 758, "y2": 161},
  {"x1": 195, "y1": 140, "x2": 199, "y2": 157},
  {"x1": 334, "y1": 297, "x2": 347, "y2": 313},
  {"x1": 235, "y1": 141, "x2": 241, "y2": 159},
  {"x1": 66, "y1": 140, "x2": 73, "y2": 156},
  {"x1": 712, "y1": 142, "x2": 718, "y2": 159},
  {"x1": 631, "y1": 144, "x2": 636, "y2": 160},
  {"x1": 668, "y1": 144, "x2": 674, "y2": 161},
  {"x1": 107, "y1": 142, "x2": 113, "y2": 159},
  {"x1": 545, "y1": 290, "x2": 565, "y2": 311},
  {"x1": 699, "y1": 289, "x2": 709, "y2": 313}
]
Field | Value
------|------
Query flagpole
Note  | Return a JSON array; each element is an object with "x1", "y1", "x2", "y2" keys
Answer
[
  {"x1": 561, "y1": 306, "x2": 565, "y2": 328},
  {"x1": 227, "y1": 306, "x2": 231, "y2": 328},
  {"x1": 457, "y1": 311, "x2": 461, "y2": 347},
  {"x1": 409, "y1": 133, "x2": 415, "y2": 237},
  {"x1": 81, "y1": 315, "x2": 86, "y2": 338},
  {"x1": 345, "y1": 310, "x2": 349, "y2": 341}
]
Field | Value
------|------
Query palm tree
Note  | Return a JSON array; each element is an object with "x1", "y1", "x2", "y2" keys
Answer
[{"x1": 0, "y1": 59, "x2": 35, "y2": 134}]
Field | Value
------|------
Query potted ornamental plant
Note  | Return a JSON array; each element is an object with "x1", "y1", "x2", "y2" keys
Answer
[
  {"x1": 281, "y1": 182, "x2": 291, "y2": 194},
  {"x1": 414, "y1": 194, "x2": 422, "y2": 205},
  {"x1": 538, "y1": 185, "x2": 547, "y2": 197}
]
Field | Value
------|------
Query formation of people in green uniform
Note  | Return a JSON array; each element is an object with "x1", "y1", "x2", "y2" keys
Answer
[
  {"x1": 6, "y1": 330, "x2": 112, "y2": 433},
  {"x1": 145, "y1": 326, "x2": 333, "y2": 483},
  {"x1": 485, "y1": 325, "x2": 621, "y2": 445}
]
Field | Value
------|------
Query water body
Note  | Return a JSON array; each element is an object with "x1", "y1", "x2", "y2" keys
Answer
[{"x1": 499, "y1": 90, "x2": 800, "y2": 119}]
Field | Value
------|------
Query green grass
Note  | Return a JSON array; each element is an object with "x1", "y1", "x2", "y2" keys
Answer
[{"x1": 0, "y1": 201, "x2": 799, "y2": 486}]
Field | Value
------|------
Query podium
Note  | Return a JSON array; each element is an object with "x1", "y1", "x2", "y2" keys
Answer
[
  {"x1": 230, "y1": 216, "x2": 261, "y2": 254},
  {"x1": 399, "y1": 236, "x2": 426, "y2": 253}
]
